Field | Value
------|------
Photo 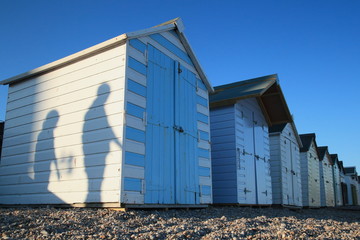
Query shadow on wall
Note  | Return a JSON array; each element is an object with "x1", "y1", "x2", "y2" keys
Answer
[
  {"x1": 34, "y1": 110, "x2": 69, "y2": 204},
  {"x1": 29, "y1": 83, "x2": 121, "y2": 205},
  {"x1": 82, "y1": 83, "x2": 122, "y2": 204}
]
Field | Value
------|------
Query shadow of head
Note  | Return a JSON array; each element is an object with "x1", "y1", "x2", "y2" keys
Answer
[
  {"x1": 43, "y1": 110, "x2": 60, "y2": 130},
  {"x1": 96, "y1": 83, "x2": 111, "y2": 103}
]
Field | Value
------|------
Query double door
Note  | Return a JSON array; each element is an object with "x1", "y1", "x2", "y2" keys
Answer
[
  {"x1": 144, "y1": 45, "x2": 199, "y2": 204},
  {"x1": 283, "y1": 137, "x2": 300, "y2": 206},
  {"x1": 242, "y1": 105, "x2": 271, "y2": 204}
]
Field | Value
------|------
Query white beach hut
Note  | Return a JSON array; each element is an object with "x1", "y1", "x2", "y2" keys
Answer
[
  {"x1": 330, "y1": 154, "x2": 343, "y2": 206},
  {"x1": 210, "y1": 74, "x2": 292, "y2": 205},
  {"x1": 299, "y1": 133, "x2": 321, "y2": 208},
  {"x1": 317, "y1": 146, "x2": 335, "y2": 207},
  {"x1": 0, "y1": 18, "x2": 213, "y2": 208},
  {"x1": 268, "y1": 122, "x2": 303, "y2": 207}
]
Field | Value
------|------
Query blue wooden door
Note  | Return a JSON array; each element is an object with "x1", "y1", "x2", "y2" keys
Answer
[
  {"x1": 145, "y1": 45, "x2": 199, "y2": 204},
  {"x1": 174, "y1": 63, "x2": 199, "y2": 204},
  {"x1": 145, "y1": 45, "x2": 175, "y2": 204}
]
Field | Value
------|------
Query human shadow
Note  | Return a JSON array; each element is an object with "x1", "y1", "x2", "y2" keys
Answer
[
  {"x1": 82, "y1": 83, "x2": 122, "y2": 204},
  {"x1": 33, "y1": 110, "x2": 66, "y2": 204}
]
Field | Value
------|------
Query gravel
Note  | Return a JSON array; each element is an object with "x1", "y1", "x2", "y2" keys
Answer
[{"x1": 1, "y1": 206, "x2": 359, "y2": 239}]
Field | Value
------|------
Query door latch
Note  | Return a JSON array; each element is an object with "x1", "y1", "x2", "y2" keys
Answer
[
  {"x1": 262, "y1": 190, "x2": 268, "y2": 196},
  {"x1": 174, "y1": 125, "x2": 184, "y2": 133}
]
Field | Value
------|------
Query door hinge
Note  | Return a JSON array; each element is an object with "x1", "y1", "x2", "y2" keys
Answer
[
  {"x1": 242, "y1": 149, "x2": 253, "y2": 156},
  {"x1": 244, "y1": 188, "x2": 252, "y2": 194}
]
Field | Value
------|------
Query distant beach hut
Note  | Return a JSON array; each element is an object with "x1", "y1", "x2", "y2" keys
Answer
[
  {"x1": 269, "y1": 122, "x2": 303, "y2": 207},
  {"x1": 299, "y1": 133, "x2": 321, "y2": 208},
  {"x1": 210, "y1": 74, "x2": 292, "y2": 205}
]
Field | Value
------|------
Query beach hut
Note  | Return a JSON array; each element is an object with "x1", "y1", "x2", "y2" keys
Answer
[
  {"x1": 268, "y1": 122, "x2": 303, "y2": 207},
  {"x1": 210, "y1": 74, "x2": 292, "y2": 205},
  {"x1": 339, "y1": 161, "x2": 348, "y2": 205},
  {"x1": 330, "y1": 154, "x2": 343, "y2": 206},
  {"x1": 299, "y1": 133, "x2": 321, "y2": 208},
  {"x1": 317, "y1": 147, "x2": 335, "y2": 207},
  {"x1": 0, "y1": 18, "x2": 213, "y2": 207},
  {"x1": 344, "y1": 167, "x2": 359, "y2": 206}
]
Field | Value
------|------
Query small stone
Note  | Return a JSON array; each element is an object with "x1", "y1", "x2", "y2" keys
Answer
[{"x1": 40, "y1": 230, "x2": 49, "y2": 236}]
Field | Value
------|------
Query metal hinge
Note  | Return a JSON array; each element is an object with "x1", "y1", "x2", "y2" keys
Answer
[
  {"x1": 242, "y1": 149, "x2": 253, "y2": 156},
  {"x1": 244, "y1": 188, "x2": 252, "y2": 194}
]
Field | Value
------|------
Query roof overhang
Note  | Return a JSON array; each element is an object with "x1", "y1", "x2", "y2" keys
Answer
[
  {"x1": 210, "y1": 74, "x2": 292, "y2": 126},
  {"x1": 0, "y1": 18, "x2": 213, "y2": 92}
]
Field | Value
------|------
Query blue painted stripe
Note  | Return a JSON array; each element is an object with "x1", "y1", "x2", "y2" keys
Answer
[
  {"x1": 198, "y1": 148, "x2": 210, "y2": 159},
  {"x1": 126, "y1": 102, "x2": 145, "y2": 119},
  {"x1": 197, "y1": 112, "x2": 209, "y2": 124},
  {"x1": 197, "y1": 79, "x2": 207, "y2": 91},
  {"x1": 124, "y1": 178, "x2": 142, "y2": 191},
  {"x1": 199, "y1": 130, "x2": 209, "y2": 141},
  {"x1": 201, "y1": 185, "x2": 211, "y2": 195},
  {"x1": 128, "y1": 57, "x2": 147, "y2": 75},
  {"x1": 199, "y1": 167, "x2": 210, "y2": 177},
  {"x1": 125, "y1": 151, "x2": 145, "y2": 167},
  {"x1": 128, "y1": 79, "x2": 146, "y2": 97},
  {"x1": 197, "y1": 95, "x2": 208, "y2": 107},
  {"x1": 129, "y1": 39, "x2": 146, "y2": 53},
  {"x1": 126, "y1": 126, "x2": 145, "y2": 143},
  {"x1": 149, "y1": 33, "x2": 193, "y2": 65}
]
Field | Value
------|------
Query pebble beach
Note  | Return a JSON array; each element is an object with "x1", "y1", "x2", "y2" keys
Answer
[{"x1": 1, "y1": 206, "x2": 360, "y2": 239}]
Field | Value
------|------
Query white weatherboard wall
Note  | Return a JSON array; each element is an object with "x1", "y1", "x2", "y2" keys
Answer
[
  {"x1": 322, "y1": 154, "x2": 335, "y2": 207},
  {"x1": 269, "y1": 123, "x2": 302, "y2": 207},
  {"x1": 0, "y1": 44, "x2": 126, "y2": 204},
  {"x1": 300, "y1": 142, "x2": 321, "y2": 207},
  {"x1": 211, "y1": 98, "x2": 272, "y2": 205},
  {"x1": 0, "y1": 25, "x2": 212, "y2": 206}
]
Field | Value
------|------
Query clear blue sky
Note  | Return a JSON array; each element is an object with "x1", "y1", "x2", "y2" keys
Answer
[{"x1": 1, "y1": 0, "x2": 359, "y2": 170}]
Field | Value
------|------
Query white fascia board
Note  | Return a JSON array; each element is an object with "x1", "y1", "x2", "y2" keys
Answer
[{"x1": 126, "y1": 23, "x2": 176, "y2": 39}]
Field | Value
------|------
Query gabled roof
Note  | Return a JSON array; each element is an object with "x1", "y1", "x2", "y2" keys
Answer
[
  {"x1": 317, "y1": 146, "x2": 327, "y2": 161},
  {"x1": 269, "y1": 123, "x2": 287, "y2": 133},
  {"x1": 0, "y1": 18, "x2": 213, "y2": 92},
  {"x1": 210, "y1": 74, "x2": 292, "y2": 126},
  {"x1": 299, "y1": 133, "x2": 318, "y2": 154},
  {"x1": 317, "y1": 146, "x2": 333, "y2": 164},
  {"x1": 269, "y1": 122, "x2": 303, "y2": 148},
  {"x1": 331, "y1": 154, "x2": 339, "y2": 166},
  {"x1": 344, "y1": 167, "x2": 357, "y2": 175},
  {"x1": 339, "y1": 161, "x2": 345, "y2": 172}
]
